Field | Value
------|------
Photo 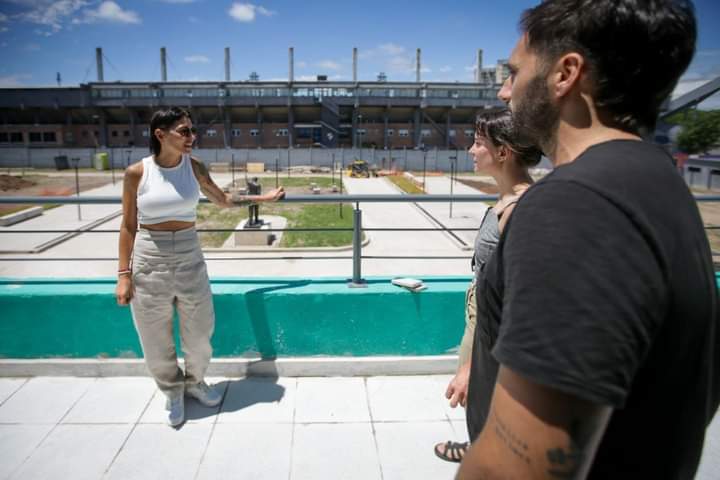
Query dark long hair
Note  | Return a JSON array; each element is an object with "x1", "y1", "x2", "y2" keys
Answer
[
  {"x1": 149, "y1": 107, "x2": 192, "y2": 156},
  {"x1": 475, "y1": 109, "x2": 542, "y2": 167}
]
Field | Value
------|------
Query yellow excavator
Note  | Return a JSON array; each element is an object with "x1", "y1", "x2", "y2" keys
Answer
[{"x1": 347, "y1": 159, "x2": 378, "y2": 178}]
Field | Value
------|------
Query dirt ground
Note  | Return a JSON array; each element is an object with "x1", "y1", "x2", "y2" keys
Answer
[{"x1": 0, "y1": 174, "x2": 113, "y2": 216}]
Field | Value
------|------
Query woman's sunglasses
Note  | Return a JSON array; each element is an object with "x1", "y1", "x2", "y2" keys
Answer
[{"x1": 171, "y1": 126, "x2": 198, "y2": 138}]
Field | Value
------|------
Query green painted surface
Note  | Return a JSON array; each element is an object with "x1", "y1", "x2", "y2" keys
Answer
[{"x1": 0, "y1": 277, "x2": 470, "y2": 359}]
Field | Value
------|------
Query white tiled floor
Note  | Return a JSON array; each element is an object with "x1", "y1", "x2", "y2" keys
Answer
[{"x1": 0, "y1": 376, "x2": 718, "y2": 480}]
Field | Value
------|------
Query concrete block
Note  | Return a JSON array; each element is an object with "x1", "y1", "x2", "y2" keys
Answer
[
  {"x1": 247, "y1": 162, "x2": 265, "y2": 173},
  {"x1": 0, "y1": 206, "x2": 43, "y2": 226}
]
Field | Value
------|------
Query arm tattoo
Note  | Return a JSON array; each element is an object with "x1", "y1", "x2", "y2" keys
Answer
[
  {"x1": 493, "y1": 412, "x2": 531, "y2": 465},
  {"x1": 546, "y1": 420, "x2": 586, "y2": 479}
]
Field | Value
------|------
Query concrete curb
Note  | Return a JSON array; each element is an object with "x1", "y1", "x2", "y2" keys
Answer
[{"x1": 0, "y1": 355, "x2": 457, "y2": 377}]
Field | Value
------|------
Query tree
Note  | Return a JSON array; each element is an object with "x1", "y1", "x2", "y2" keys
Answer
[{"x1": 675, "y1": 110, "x2": 720, "y2": 154}]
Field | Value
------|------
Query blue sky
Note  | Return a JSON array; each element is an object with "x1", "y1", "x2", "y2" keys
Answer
[{"x1": 0, "y1": 0, "x2": 719, "y2": 106}]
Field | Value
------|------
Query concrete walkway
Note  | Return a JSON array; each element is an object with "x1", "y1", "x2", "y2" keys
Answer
[{"x1": 0, "y1": 376, "x2": 718, "y2": 480}]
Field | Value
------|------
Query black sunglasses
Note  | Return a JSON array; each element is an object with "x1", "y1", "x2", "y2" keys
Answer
[{"x1": 172, "y1": 126, "x2": 198, "y2": 138}]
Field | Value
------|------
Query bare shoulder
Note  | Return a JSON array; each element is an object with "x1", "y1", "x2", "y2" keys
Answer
[
  {"x1": 190, "y1": 156, "x2": 209, "y2": 176},
  {"x1": 498, "y1": 203, "x2": 517, "y2": 232},
  {"x1": 124, "y1": 161, "x2": 143, "y2": 185}
]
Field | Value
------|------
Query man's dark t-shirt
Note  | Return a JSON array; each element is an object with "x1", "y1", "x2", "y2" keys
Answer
[{"x1": 466, "y1": 140, "x2": 719, "y2": 479}]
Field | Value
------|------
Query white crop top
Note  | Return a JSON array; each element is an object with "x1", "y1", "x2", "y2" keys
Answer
[{"x1": 136, "y1": 154, "x2": 200, "y2": 224}]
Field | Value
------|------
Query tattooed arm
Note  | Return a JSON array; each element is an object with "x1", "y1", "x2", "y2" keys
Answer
[
  {"x1": 190, "y1": 158, "x2": 284, "y2": 208},
  {"x1": 456, "y1": 366, "x2": 611, "y2": 480}
]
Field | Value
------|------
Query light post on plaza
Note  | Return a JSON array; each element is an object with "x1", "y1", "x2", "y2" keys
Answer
[{"x1": 357, "y1": 114, "x2": 363, "y2": 160}]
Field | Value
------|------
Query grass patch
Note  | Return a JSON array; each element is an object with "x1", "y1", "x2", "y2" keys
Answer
[
  {"x1": 196, "y1": 176, "x2": 352, "y2": 248},
  {"x1": 387, "y1": 175, "x2": 425, "y2": 194},
  {"x1": 281, "y1": 204, "x2": 354, "y2": 247}
]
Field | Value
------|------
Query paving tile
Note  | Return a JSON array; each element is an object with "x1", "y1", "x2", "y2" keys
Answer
[
  {"x1": 295, "y1": 377, "x2": 370, "y2": 423},
  {"x1": 139, "y1": 381, "x2": 229, "y2": 425},
  {"x1": 451, "y1": 420, "x2": 471, "y2": 443},
  {"x1": 0, "y1": 378, "x2": 27, "y2": 406},
  {"x1": 366, "y1": 376, "x2": 449, "y2": 422},
  {"x1": 218, "y1": 377, "x2": 296, "y2": 423},
  {"x1": 10, "y1": 424, "x2": 131, "y2": 480},
  {"x1": 62, "y1": 377, "x2": 156, "y2": 424},
  {"x1": 0, "y1": 377, "x2": 95, "y2": 424},
  {"x1": 104, "y1": 423, "x2": 212, "y2": 480},
  {"x1": 196, "y1": 423, "x2": 292, "y2": 480},
  {"x1": 375, "y1": 421, "x2": 460, "y2": 480},
  {"x1": 0, "y1": 424, "x2": 54, "y2": 479},
  {"x1": 696, "y1": 410, "x2": 720, "y2": 480},
  {"x1": 291, "y1": 423, "x2": 381, "y2": 480}
]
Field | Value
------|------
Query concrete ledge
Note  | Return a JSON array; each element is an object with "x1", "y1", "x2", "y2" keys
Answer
[
  {"x1": 0, "y1": 206, "x2": 43, "y2": 226},
  {"x1": 0, "y1": 355, "x2": 457, "y2": 377}
]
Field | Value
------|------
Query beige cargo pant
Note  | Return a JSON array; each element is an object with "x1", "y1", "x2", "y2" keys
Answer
[
  {"x1": 130, "y1": 227, "x2": 215, "y2": 397},
  {"x1": 458, "y1": 277, "x2": 477, "y2": 366}
]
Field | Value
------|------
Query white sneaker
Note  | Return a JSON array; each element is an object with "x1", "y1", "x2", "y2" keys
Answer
[
  {"x1": 165, "y1": 394, "x2": 185, "y2": 427},
  {"x1": 186, "y1": 381, "x2": 223, "y2": 407}
]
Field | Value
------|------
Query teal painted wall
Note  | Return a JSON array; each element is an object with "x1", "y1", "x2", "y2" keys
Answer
[{"x1": 0, "y1": 277, "x2": 470, "y2": 359}]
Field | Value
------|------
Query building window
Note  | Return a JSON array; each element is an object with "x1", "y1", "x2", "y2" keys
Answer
[
  {"x1": 65, "y1": 132, "x2": 74, "y2": 142},
  {"x1": 448, "y1": 130, "x2": 456, "y2": 137},
  {"x1": 10, "y1": 132, "x2": 23, "y2": 143},
  {"x1": 123, "y1": 130, "x2": 130, "y2": 137},
  {"x1": 29, "y1": 132, "x2": 42, "y2": 142},
  {"x1": 206, "y1": 129, "x2": 217, "y2": 137},
  {"x1": 421, "y1": 129, "x2": 432, "y2": 137},
  {"x1": 111, "y1": 131, "x2": 118, "y2": 137},
  {"x1": 82, "y1": 131, "x2": 89, "y2": 138},
  {"x1": 276, "y1": 128, "x2": 288, "y2": 137},
  {"x1": 250, "y1": 129, "x2": 260, "y2": 137},
  {"x1": 357, "y1": 128, "x2": 367, "y2": 135},
  {"x1": 0, "y1": 132, "x2": 8, "y2": 143},
  {"x1": 464, "y1": 129, "x2": 474, "y2": 137},
  {"x1": 387, "y1": 129, "x2": 394, "y2": 136},
  {"x1": 231, "y1": 129, "x2": 241, "y2": 137},
  {"x1": 398, "y1": 129, "x2": 410, "y2": 137},
  {"x1": 42, "y1": 132, "x2": 56, "y2": 142},
  {"x1": 142, "y1": 129, "x2": 150, "y2": 137}
]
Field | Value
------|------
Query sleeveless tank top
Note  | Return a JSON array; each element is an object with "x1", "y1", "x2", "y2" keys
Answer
[{"x1": 136, "y1": 154, "x2": 200, "y2": 225}]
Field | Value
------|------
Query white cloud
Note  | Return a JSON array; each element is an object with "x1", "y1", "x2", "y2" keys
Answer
[
  {"x1": 0, "y1": 13, "x2": 8, "y2": 22},
  {"x1": 185, "y1": 54, "x2": 210, "y2": 63},
  {"x1": 228, "y1": 3, "x2": 275, "y2": 23},
  {"x1": 0, "y1": 73, "x2": 32, "y2": 86},
  {"x1": 24, "y1": 43, "x2": 40, "y2": 51},
  {"x1": 316, "y1": 60, "x2": 341, "y2": 71},
  {"x1": 159, "y1": 0, "x2": 196, "y2": 3},
  {"x1": 0, "y1": 27, "x2": 8, "y2": 33},
  {"x1": 296, "y1": 61, "x2": 307, "y2": 69},
  {"x1": 439, "y1": 65, "x2": 452, "y2": 73},
  {"x1": 188, "y1": 15, "x2": 200, "y2": 23},
  {"x1": 464, "y1": 65, "x2": 476, "y2": 72},
  {"x1": 76, "y1": 1, "x2": 141, "y2": 24},
  {"x1": 19, "y1": 0, "x2": 88, "y2": 33},
  {"x1": 295, "y1": 75, "x2": 317, "y2": 81}
]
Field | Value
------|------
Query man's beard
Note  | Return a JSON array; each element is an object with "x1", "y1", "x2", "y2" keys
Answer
[{"x1": 511, "y1": 72, "x2": 559, "y2": 155}]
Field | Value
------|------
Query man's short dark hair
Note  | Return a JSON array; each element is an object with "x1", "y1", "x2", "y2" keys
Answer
[
  {"x1": 520, "y1": 0, "x2": 697, "y2": 134},
  {"x1": 149, "y1": 106, "x2": 192, "y2": 155}
]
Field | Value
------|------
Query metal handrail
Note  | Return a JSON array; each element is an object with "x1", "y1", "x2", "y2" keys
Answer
[{"x1": 2, "y1": 193, "x2": 719, "y2": 286}]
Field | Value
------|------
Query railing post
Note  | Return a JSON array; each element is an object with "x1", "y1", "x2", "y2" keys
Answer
[{"x1": 348, "y1": 202, "x2": 366, "y2": 288}]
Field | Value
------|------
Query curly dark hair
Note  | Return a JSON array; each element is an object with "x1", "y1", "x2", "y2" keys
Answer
[
  {"x1": 520, "y1": 0, "x2": 696, "y2": 135},
  {"x1": 475, "y1": 109, "x2": 542, "y2": 167}
]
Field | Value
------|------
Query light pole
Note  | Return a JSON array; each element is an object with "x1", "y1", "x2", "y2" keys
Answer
[{"x1": 357, "y1": 114, "x2": 363, "y2": 160}]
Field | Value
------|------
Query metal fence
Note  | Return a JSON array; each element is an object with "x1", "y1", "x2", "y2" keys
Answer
[{"x1": 2, "y1": 194, "x2": 720, "y2": 285}]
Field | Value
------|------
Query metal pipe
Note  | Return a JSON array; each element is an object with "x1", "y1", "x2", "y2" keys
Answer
[
  {"x1": 289, "y1": 47, "x2": 294, "y2": 83},
  {"x1": 349, "y1": 204, "x2": 366, "y2": 287},
  {"x1": 353, "y1": 48, "x2": 358, "y2": 83},
  {"x1": 160, "y1": 47, "x2": 167, "y2": 82},
  {"x1": 416, "y1": 48, "x2": 421, "y2": 83},
  {"x1": 95, "y1": 47, "x2": 104, "y2": 82},
  {"x1": 225, "y1": 47, "x2": 231, "y2": 82}
]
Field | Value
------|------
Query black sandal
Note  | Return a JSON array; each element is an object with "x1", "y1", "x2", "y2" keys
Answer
[{"x1": 434, "y1": 440, "x2": 469, "y2": 463}]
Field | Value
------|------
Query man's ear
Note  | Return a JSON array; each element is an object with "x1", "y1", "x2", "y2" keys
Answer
[
  {"x1": 154, "y1": 128, "x2": 164, "y2": 142},
  {"x1": 551, "y1": 52, "x2": 584, "y2": 99}
]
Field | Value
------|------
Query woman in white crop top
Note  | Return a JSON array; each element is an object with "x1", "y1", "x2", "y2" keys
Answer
[{"x1": 115, "y1": 107, "x2": 284, "y2": 427}]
